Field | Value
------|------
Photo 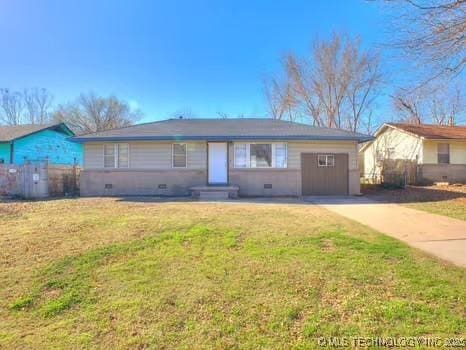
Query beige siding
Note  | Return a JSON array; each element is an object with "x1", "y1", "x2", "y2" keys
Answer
[
  {"x1": 187, "y1": 142, "x2": 207, "y2": 169},
  {"x1": 229, "y1": 140, "x2": 360, "y2": 195},
  {"x1": 423, "y1": 140, "x2": 466, "y2": 164},
  {"x1": 362, "y1": 127, "x2": 423, "y2": 177},
  {"x1": 84, "y1": 143, "x2": 103, "y2": 168},
  {"x1": 84, "y1": 141, "x2": 206, "y2": 169},
  {"x1": 287, "y1": 141, "x2": 358, "y2": 169},
  {"x1": 83, "y1": 139, "x2": 361, "y2": 196},
  {"x1": 229, "y1": 140, "x2": 358, "y2": 169}
]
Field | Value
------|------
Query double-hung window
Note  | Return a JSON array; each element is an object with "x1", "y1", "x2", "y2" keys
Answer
[
  {"x1": 437, "y1": 143, "x2": 450, "y2": 164},
  {"x1": 173, "y1": 143, "x2": 187, "y2": 168},
  {"x1": 104, "y1": 143, "x2": 129, "y2": 168},
  {"x1": 234, "y1": 143, "x2": 287, "y2": 168}
]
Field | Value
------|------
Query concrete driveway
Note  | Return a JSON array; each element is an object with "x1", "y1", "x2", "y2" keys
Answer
[{"x1": 306, "y1": 196, "x2": 466, "y2": 267}]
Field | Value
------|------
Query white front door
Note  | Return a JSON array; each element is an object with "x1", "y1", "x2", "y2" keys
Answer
[{"x1": 208, "y1": 142, "x2": 228, "y2": 184}]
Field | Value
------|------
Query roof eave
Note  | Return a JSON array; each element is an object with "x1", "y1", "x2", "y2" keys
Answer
[
  {"x1": 71, "y1": 135, "x2": 374, "y2": 143},
  {"x1": 423, "y1": 137, "x2": 466, "y2": 141},
  {"x1": 2, "y1": 123, "x2": 75, "y2": 143}
]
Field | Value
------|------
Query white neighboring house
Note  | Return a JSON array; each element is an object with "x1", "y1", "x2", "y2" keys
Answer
[{"x1": 360, "y1": 123, "x2": 466, "y2": 184}]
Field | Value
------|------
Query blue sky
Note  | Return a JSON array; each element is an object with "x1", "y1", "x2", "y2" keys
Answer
[{"x1": 1, "y1": 0, "x2": 392, "y2": 123}]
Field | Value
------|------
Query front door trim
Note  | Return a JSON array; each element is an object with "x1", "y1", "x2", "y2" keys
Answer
[{"x1": 207, "y1": 142, "x2": 229, "y2": 185}]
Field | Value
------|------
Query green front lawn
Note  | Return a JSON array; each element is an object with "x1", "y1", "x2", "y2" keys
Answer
[{"x1": 1, "y1": 199, "x2": 464, "y2": 348}]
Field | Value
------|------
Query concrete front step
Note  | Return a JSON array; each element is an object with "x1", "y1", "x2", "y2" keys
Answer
[
  {"x1": 190, "y1": 185, "x2": 239, "y2": 200},
  {"x1": 199, "y1": 191, "x2": 230, "y2": 200}
]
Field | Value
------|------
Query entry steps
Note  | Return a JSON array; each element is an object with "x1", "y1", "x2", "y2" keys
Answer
[{"x1": 189, "y1": 185, "x2": 239, "y2": 200}]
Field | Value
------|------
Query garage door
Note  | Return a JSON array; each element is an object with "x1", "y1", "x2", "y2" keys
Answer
[{"x1": 301, "y1": 153, "x2": 348, "y2": 195}]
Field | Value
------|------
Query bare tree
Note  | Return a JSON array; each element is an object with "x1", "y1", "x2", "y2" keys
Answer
[
  {"x1": 345, "y1": 44, "x2": 383, "y2": 133},
  {"x1": 54, "y1": 93, "x2": 142, "y2": 135},
  {"x1": 23, "y1": 88, "x2": 54, "y2": 124},
  {"x1": 392, "y1": 89, "x2": 424, "y2": 124},
  {"x1": 384, "y1": 0, "x2": 466, "y2": 83},
  {"x1": 0, "y1": 89, "x2": 24, "y2": 125},
  {"x1": 264, "y1": 74, "x2": 300, "y2": 121},
  {"x1": 392, "y1": 81, "x2": 465, "y2": 124},
  {"x1": 266, "y1": 33, "x2": 382, "y2": 132},
  {"x1": 431, "y1": 85, "x2": 464, "y2": 124}
]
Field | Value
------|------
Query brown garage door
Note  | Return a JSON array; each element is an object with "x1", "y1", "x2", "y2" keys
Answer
[{"x1": 301, "y1": 153, "x2": 348, "y2": 195}]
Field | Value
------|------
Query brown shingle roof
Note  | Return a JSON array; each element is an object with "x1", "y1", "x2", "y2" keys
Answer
[
  {"x1": 0, "y1": 123, "x2": 74, "y2": 142},
  {"x1": 388, "y1": 123, "x2": 466, "y2": 140}
]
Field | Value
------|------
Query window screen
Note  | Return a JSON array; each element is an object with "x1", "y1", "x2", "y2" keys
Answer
[
  {"x1": 173, "y1": 143, "x2": 187, "y2": 168},
  {"x1": 118, "y1": 144, "x2": 129, "y2": 168},
  {"x1": 104, "y1": 144, "x2": 115, "y2": 168},
  {"x1": 275, "y1": 143, "x2": 287, "y2": 168},
  {"x1": 234, "y1": 144, "x2": 248, "y2": 168},
  {"x1": 437, "y1": 143, "x2": 450, "y2": 164},
  {"x1": 250, "y1": 144, "x2": 272, "y2": 168}
]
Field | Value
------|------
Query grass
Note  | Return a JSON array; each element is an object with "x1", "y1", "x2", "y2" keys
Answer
[
  {"x1": 363, "y1": 185, "x2": 466, "y2": 221},
  {"x1": 1, "y1": 198, "x2": 465, "y2": 348},
  {"x1": 407, "y1": 200, "x2": 466, "y2": 221}
]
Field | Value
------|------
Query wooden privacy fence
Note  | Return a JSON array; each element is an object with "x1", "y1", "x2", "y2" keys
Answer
[{"x1": 0, "y1": 161, "x2": 80, "y2": 199}]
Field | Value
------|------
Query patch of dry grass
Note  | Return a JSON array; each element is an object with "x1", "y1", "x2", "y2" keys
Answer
[
  {"x1": 364, "y1": 185, "x2": 466, "y2": 221},
  {"x1": 0, "y1": 198, "x2": 464, "y2": 348}
]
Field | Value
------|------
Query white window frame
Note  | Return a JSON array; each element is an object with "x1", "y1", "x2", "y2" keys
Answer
[
  {"x1": 103, "y1": 143, "x2": 130, "y2": 168},
  {"x1": 233, "y1": 142, "x2": 287, "y2": 169},
  {"x1": 172, "y1": 143, "x2": 187, "y2": 168},
  {"x1": 317, "y1": 154, "x2": 335, "y2": 167}
]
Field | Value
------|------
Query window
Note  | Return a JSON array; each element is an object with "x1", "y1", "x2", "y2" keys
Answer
[
  {"x1": 250, "y1": 144, "x2": 272, "y2": 167},
  {"x1": 318, "y1": 155, "x2": 335, "y2": 167},
  {"x1": 173, "y1": 143, "x2": 187, "y2": 168},
  {"x1": 437, "y1": 143, "x2": 450, "y2": 164},
  {"x1": 104, "y1": 144, "x2": 115, "y2": 168},
  {"x1": 104, "y1": 144, "x2": 129, "y2": 168},
  {"x1": 275, "y1": 143, "x2": 287, "y2": 168},
  {"x1": 234, "y1": 143, "x2": 248, "y2": 168},
  {"x1": 118, "y1": 144, "x2": 129, "y2": 168},
  {"x1": 234, "y1": 143, "x2": 287, "y2": 168}
]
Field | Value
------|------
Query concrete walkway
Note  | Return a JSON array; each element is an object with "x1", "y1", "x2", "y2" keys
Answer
[{"x1": 306, "y1": 196, "x2": 466, "y2": 267}]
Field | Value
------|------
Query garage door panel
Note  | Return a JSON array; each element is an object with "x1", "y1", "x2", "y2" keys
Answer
[{"x1": 301, "y1": 153, "x2": 348, "y2": 195}]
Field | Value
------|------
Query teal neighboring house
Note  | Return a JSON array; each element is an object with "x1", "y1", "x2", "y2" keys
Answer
[{"x1": 0, "y1": 123, "x2": 83, "y2": 165}]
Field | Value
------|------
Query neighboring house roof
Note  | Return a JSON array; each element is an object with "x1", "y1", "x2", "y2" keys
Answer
[
  {"x1": 359, "y1": 122, "x2": 466, "y2": 153},
  {"x1": 388, "y1": 123, "x2": 466, "y2": 140},
  {"x1": 71, "y1": 118, "x2": 373, "y2": 143},
  {"x1": 0, "y1": 123, "x2": 74, "y2": 142}
]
